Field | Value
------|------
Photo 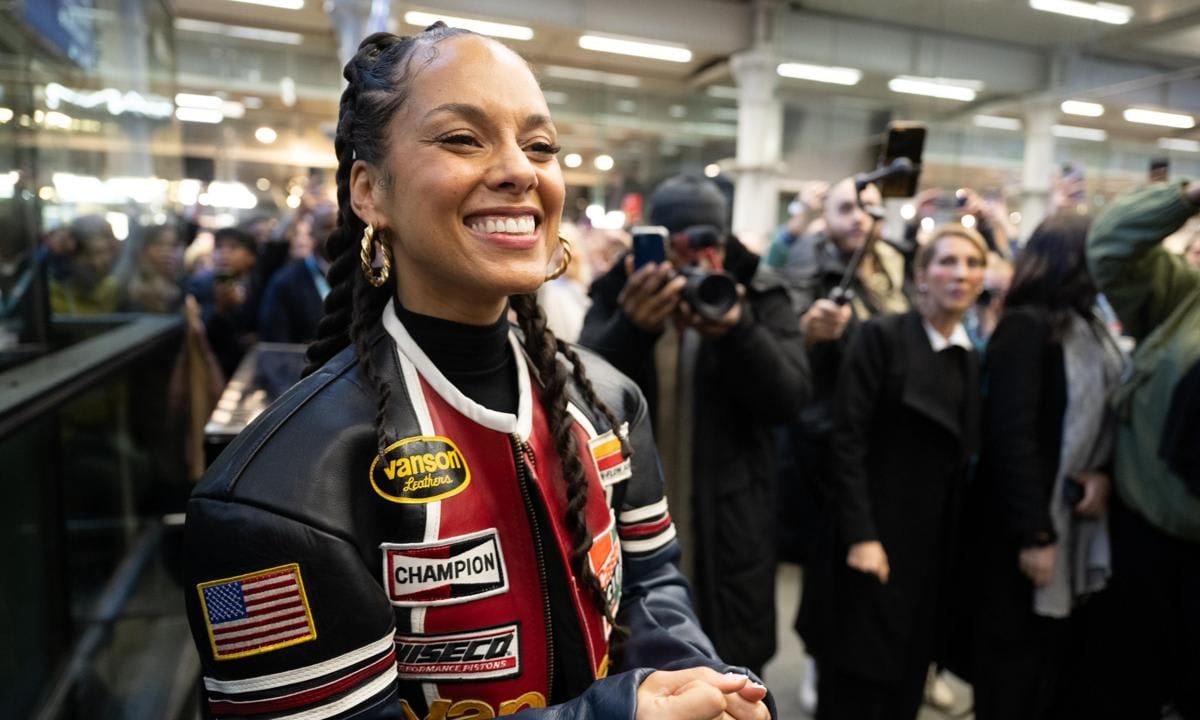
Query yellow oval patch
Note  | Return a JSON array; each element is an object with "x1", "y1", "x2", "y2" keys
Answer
[{"x1": 369, "y1": 436, "x2": 471, "y2": 504}]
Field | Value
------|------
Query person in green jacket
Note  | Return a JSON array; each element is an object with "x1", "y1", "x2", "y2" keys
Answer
[{"x1": 1086, "y1": 179, "x2": 1200, "y2": 718}]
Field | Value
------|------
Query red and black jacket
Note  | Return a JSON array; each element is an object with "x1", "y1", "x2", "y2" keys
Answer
[{"x1": 183, "y1": 300, "x2": 756, "y2": 719}]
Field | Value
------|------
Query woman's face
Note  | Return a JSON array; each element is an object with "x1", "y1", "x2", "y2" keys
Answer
[
  {"x1": 144, "y1": 230, "x2": 180, "y2": 277},
  {"x1": 920, "y1": 234, "x2": 986, "y2": 317},
  {"x1": 361, "y1": 35, "x2": 564, "y2": 321}
]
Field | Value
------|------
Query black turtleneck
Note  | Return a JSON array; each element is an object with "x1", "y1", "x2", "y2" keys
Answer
[{"x1": 393, "y1": 301, "x2": 518, "y2": 415}]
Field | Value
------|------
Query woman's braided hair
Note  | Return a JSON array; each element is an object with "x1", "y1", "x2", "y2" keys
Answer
[{"x1": 304, "y1": 25, "x2": 628, "y2": 637}]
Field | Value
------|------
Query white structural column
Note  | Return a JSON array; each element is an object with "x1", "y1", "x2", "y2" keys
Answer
[
  {"x1": 730, "y1": 47, "x2": 784, "y2": 251},
  {"x1": 328, "y1": 0, "x2": 393, "y2": 70},
  {"x1": 1018, "y1": 100, "x2": 1057, "y2": 243}
]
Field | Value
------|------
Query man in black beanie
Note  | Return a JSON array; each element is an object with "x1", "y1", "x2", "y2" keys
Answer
[{"x1": 580, "y1": 174, "x2": 810, "y2": 676}]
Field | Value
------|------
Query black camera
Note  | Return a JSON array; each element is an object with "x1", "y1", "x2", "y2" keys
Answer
[
  {"x1": 676, "y1": 266, "x2": 739, "y2": 322},
  {"x1": 671, "y1": 224, "x2": 738, "y2": 322}
]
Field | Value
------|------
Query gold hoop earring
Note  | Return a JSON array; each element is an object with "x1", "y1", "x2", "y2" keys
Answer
[
  {"x1": 545, "y1": 235, "x2": 572, "y2": 282},
  {"x1": 360, "y1": 224, "x2": 391, "y2": 287}
]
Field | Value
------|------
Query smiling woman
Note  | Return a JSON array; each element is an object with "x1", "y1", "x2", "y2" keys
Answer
[{"x1": 181, "y1": 22, "x2": 772, "y2": 720}]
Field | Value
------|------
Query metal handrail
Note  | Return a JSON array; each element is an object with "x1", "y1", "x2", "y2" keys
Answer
[{"x1": 29, "y1": 522, "x2": 166, "y2": 720}]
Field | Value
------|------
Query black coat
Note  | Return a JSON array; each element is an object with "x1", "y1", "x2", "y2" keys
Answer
[
  {"x1": 802, "y1": 311, "x2": 979, "y2": 687},
  {"x1": 579, "y1": 237, "x2": 811, "y2": 671},
  {"x1": 258, "y1": 259, "x2": 324, "y2": 344}
]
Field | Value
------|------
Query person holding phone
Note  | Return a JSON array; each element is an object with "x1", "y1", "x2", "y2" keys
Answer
[
  {"x1": 580, "y1": 174, "x2": 810, "y2": 677},
  {"x1": 813, "y1": 225, "x2": 985, "y2": 720},
  {"x1": 971, "y1": 214, "x2": 1122, "y2": 719}
]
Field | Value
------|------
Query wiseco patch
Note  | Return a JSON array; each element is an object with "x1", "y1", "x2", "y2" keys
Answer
[
  {"x1": 394, "y1": 623, "x2": 521, "y2": 682},
  {"x1": 588, "y1": 428, "x2": 632, "y2": 486},
  {"x1": 381, "y1": 529, "x2": 508, "y2": 607},
  {"x1": 370, "y1": 436, "x2": 471, "y2": 504}
]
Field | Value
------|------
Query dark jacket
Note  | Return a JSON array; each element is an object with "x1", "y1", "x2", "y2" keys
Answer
[
  {"x1": 258, "y1": 258, "x2": 324, "y2": 344},
  {"x1": 579, "y1": 236, "x2": 810, "y2": 672},
  {"x1": 184, "y1": 313, "x2": 765, "y2": 719},
  {"x1": 802, "y1": 311, "x2": 979, "y2": 687},
  {"x1": 1087, "y1": 182, "x2": 1200, "y2": 538}
]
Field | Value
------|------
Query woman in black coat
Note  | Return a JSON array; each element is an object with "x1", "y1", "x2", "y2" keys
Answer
[
  {"x1": 972, "y1": 214, "x2": 1122, "y2": 718},
  {"x1": 813, "y1": 225, "x2": 986, "y2": 719}
]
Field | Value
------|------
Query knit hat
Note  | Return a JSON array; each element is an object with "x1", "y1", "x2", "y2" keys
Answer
[{"x1": 647, "y1": 174, "x2": 728, "y2": 234}]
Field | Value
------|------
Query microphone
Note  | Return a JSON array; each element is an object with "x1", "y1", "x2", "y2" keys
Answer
[{"x1": 854, "y1": 156, "x2": 915, "y2": 192}]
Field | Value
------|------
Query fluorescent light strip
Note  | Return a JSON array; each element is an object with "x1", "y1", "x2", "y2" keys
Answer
[
  {"x1": 1158, "y1": 138, "x2": 1200, "y2": 152},
  {"x1": 1123, "y1": 107, "x2": 1195, "y2": 129},
  {"x1": 578, "y1": 34, "x2": 692, "y2": 63},
  {"x1": 175, "y1": 107, "x2": 223, "y2": 124},
  {"x1": 174, "y1": 18, "x2": 303, "y2": 45},
  {"x1": 174, "y1": 93, "x2": 222, "y2": 110},
  {"x1": 974, "y1": 114, "x2": 1023, "y2": 131},
  {"x1": 888, "y1": 76, "x2": 978, "y2": 102},
  {"x1": 1029, "y1": 0, "x2": 1133, "y2": 24},
  {"x1": 403, "y1": 11, "x2": 533, "y2": 41},
  {"x1": 1052, "y1": 124, "x2": 1107, "y2": 141},
  {"x1": 228, "y1": 0, "x2": 304, "y2": 9},
  {"x1": 776, "y1": 62, "x2": 862, "y2": 86},
  {"x1": 1062, "y1": 99, "x2": 1104, "y2": 117},
  {"x1": 542, "y1": 65, "x2": 640, "y2": 88}
]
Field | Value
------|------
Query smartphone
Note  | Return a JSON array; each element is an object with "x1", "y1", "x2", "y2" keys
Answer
[
  {"x1": 877, "y1": 122, "x2": 926, "y2": 198},
  {"x1": 631, "y1": 226, "x2": 668, "y2": 269}
]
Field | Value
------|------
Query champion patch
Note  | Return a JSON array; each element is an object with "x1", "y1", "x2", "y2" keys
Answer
[
  {"x1": 196, "y1": 564, "x2": 316, "y2": 661},
  {"x1": 381, "y1": 528, "x2": 508, "y2": 607},
  {"x1": 588, "y1": 426, "x2": 632, "y2": 486},
  {"x1": 394, "y1": 623, "x2": 521, "y2": 682},
  {"x1": 370, "y1": 436, "x2": 471, "y2": 504}
]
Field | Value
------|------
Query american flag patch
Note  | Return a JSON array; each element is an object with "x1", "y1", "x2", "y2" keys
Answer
[{"x1": 197, "y1": 564, "x2": 316, "y2": 661}]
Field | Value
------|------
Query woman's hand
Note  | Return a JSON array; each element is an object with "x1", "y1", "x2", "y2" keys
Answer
[
  {"x1": 636, "y1": 668, "x2": 770, "y2": 720},
  {"x1": 1019, "y1": 545, "x2": 1056, "y2": 587},
  {"x1": 1074, "y1": 470, "x2": 1110, "y2": 518},
  {"x1": 846, "y1": 541, "x2": 890, "y2": 583}
]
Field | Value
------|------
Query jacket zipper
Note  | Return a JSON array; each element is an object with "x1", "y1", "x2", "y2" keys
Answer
[{"x1": 511, "y1": 433, "x2": 555, "y2": 699}]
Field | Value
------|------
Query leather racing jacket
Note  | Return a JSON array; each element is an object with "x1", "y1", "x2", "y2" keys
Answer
[{"x1": 184, "y1": 301, "x2": 752, "y2": 719}]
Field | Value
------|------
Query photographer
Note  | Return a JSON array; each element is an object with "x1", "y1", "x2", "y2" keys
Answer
[{"x1": 580, "y1": 174, "x2": 810, "y2": 676}]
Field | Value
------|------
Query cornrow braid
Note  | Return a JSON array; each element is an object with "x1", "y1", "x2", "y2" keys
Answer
[
  {"x1": 510, "y1": 293, "x2": 623, "y2": 635},
  {"x1": 555, "y1": 340, "x2": 631, "y2": 458},
  {"x1": 304, "y1": 24, "x2": 470, "y2": 377}
]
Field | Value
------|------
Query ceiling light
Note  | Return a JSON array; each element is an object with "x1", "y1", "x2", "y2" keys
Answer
[
  {"x1": 578, "y1": 34, "x2": 692, "y2": 63},
  {"x1": 1029, "y1": 0, "x2": 1133, "y2": 24},
  {"x1": 228, "y1": 0, "x2": 303, "y2": 8},
  {"x1": 174, "y1": 18, "x2": 303, "y2": 45},
  {"x1": 175, "y1": 93, "x2": 223, "y2": 110},
  {"x1": 973, "y1": 114, "x2": 1023, "y2": 131},
  {"x1": 1061, "y1": 99, "x2": 1104, "y2": 117},
  {"x1": 175, "y1": 107, "x2": 223, "y2": 124},
  {"x1": 256, "y1": 178, "x2": 271, "y2": 191},
  {"x1": 542, "y1": 65, "x2": 641, "y2": 88},
  {"x1": 888, "y1": 76, "x2": 979, "y2": 102},
  {"x1": 593, "y1": 154, "x2": 614, "y2": 171},
  {"x1": 0, "y1": 108, "x2": 13, "y2": 123},
  {"x1": 255, "y1": 126, "x2": 277, "y2": 144},
  {"x1": 704, "y1": 163, "x2": 721, "y2": 178},
  {"x1": 1052, "y1": 124, "x2": 1107, "y2": 141},
  {"x1": 777, "y1": 62, "x2": 862, "y2": 86},
  {"x1": 403, "y1": 11, "x2": 533, "y2": 41},
  {"x1": 563, "y1": 153, "x2": 583, "y2": 168},
  {"x1": 1123, "y1": 107, "x2": 1195, "y2": 129},
  {"x1": 221, "y1": 101, "x2": 245, "y2": 119},
  {"x1": 1157, "y1": 137, "x2": 1200, "y2": 153}
]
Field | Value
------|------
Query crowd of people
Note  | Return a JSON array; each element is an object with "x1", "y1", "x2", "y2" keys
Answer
[{"x1": 27, "y1": 20, "x2": 1200, "y2": 720}]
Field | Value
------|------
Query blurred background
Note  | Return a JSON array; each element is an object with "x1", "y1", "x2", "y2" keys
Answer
[{"x1": 1, "y1": 1, "x2": 1198, "y2": 718}]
